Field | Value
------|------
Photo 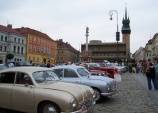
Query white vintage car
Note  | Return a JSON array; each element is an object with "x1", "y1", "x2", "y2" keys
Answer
[{"x1": 0, "y1": 66, "x2": 95, "y2": 113}]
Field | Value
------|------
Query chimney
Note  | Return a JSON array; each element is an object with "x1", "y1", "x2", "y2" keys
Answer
[{"x1": 7, "y1": 24, "x2": 12, "y2": 29}]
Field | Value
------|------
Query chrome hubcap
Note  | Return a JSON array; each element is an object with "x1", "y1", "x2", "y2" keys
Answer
[
  {"x1": 43, "y1": 104, "x2": 57, "y2": 113},
  {"x1": 94, "y1": 89, "x2": 100, "y2": 101}
]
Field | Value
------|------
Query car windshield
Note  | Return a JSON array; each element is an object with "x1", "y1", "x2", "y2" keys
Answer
[
  {"x1": 77, "y1": 68, "x2": 90, "y2": 77},
  {"x1": 89, "y1": 63, "x2": 100, "y2": 68},
  {"x1": 32, "y1": 70, "x2": 59, "y2": 84}
]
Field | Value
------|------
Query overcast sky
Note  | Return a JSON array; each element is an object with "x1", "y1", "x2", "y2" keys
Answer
[{"x1": 0, "y1": 0, "x2": 158, "y2": 53}]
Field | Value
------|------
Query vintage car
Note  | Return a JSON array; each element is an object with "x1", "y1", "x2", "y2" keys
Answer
[
  {"x1": 0, "y1": 67, "x2": 95, "y2": 113},
  {"x1": 85, "y1": 63, "x2": 122, "y2": 82},
  {"x1": 52, "y1": 65, "x2": 117, "y2": 101},
  {"x1": 0, "y1": 64, "x2": 7, "y2": 70}
]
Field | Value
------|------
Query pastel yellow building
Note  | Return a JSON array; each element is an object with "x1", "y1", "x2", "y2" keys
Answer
[{"x1": 16, "y1": 27, "x2": 57, "y2": 65}]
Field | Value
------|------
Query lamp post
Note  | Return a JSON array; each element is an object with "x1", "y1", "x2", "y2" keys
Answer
[
  {"x1": 109, "y1": 10, "x2": 120, "y2": 62},
  {"x1": 85, "y1": 27, "x2": 89, "y2": 52}
]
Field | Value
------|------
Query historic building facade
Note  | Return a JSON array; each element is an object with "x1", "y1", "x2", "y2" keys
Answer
[
  {"x1": 81, "y1": 40, "x2": 126, "y2": 62},
  {"x1": 144, "y1": 33, "x2": 158, "y2": 61},
  {"x1": 133, "y1": 33, "x2": 158, "y2": 62},
  {"x1": 0, "y1": 24, "x2": 26, "y2": 64},
  {"x1": 56, "y1": 39, "x2": 80, "y2": 64},
  {"x1": 133, "y1": 47, "x2": 145, "y2": 62},
  {"x1": 81, "y1": 8, "x2": 131, "y2": 62},
  {"x1": 16, "y1": 27, "x2": 57, "y2": 65}
]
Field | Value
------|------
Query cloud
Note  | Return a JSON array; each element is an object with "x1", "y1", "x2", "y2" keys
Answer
[{"x1": 0, "y1": 0, "x2": 158, "y2": 53}]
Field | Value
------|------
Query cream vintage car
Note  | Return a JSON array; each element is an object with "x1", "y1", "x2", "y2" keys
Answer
[{"x1": 0, "y1": 67, "x2": 95, "y2": 113}]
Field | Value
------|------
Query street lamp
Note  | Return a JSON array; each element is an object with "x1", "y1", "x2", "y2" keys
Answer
[{"x1": 109, "y1": 10, "x2": 120, "y2": 62}]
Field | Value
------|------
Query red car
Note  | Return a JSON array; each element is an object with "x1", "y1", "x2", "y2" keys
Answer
[{"x1": 84, "y1": 63, "x2": 121, "y2": 82}]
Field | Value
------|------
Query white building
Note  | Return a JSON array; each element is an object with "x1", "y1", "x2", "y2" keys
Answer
[
  {"x1": 133, "y1": 47, "x2": 145, "y2": 62},
  {"x1": 151, "y1": 33, "x2": 158, "y2": 59},
  {"x1": 0, "y1": 24, "x2": 26, "y2": 64}
]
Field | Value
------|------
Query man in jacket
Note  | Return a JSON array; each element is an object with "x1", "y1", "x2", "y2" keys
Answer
[
  {"x1": 154, "y1": 60, "x2": 158, "y2": 89},
  {"x1": 146, "y1": 59, "x2": 158, "y2": 90}
]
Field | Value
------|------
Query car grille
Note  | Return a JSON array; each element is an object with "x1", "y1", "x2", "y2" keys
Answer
[
  {"x1": 78, "y1": 95, "x2": 94, "y2": 110},
  {"x1": 108, "y1": 81, "x2": 117, "y2": 92}
]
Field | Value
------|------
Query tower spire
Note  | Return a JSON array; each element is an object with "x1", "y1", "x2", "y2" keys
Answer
[
  {"x1": 125, "y1": 6, "x2": 128, "y2": 19},
  {"x1": 122, "y1": 5, "x2": 131, "y2": 60},
  {"x1": 122, "y1": 6, "x2": 131, "y2": 34}
]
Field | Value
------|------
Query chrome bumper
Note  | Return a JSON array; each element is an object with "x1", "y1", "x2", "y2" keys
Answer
[
  {"x1": 101, "y1": 89, "x2": 117, "y2": 96},
  {"x1": 62, "y1": 101, "x2": 95, "y2": 113}
]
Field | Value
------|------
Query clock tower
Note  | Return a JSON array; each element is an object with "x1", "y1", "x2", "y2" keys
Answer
[{"x1": 122, "y1": 7, "x2": 131, "y2": 59}]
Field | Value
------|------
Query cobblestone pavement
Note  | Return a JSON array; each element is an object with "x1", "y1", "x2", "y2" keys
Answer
[
  {"x1": 1, "y1": 72, "x2": 158, "y2": 113},
  {"x1": 94, "y1": 72, "x2": 158, "y2": 113}
]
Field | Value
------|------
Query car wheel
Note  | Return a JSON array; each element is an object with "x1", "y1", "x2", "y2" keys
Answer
[
  {"x1": 93, "y1": 88, "x2": 101, "y2": 101},
  {"x1": 39, "y1": 102, "x2": 60, "y2": 113}
]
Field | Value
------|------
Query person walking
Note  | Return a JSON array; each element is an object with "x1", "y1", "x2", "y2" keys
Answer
[
  {"x1": 146, "y1": 59, "x2": 158, "y2": 90},
  {"x1": 154, "y1": 60, "x2": 158, "y2": 88},
  {"x1": 142, "y1": 60, "x2": 147, "y2": 75}
]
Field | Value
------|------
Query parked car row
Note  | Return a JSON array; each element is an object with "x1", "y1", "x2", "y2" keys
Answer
[
  {"x1": 80, "y1": 63, "x2": 122, "y2": 81},
  {"x1": 0, "y1": 64, "x2": 118, "y2": 113}
]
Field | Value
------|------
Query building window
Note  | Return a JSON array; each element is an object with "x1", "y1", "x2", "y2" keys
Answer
[
  {"x1": 37, "y1": 57, "x2": 39, "y2": 62},
  {"x1": 17, "y1": 46, "x2": 20, "y2": 54},
  {"x1": 29, "y1": 56, "x2": 31, "y2": 61},
  {"x1": 4, "y1": 46, "x2": 7, "y2": 52},
  {"x1": 14, "y1": 37, "x2": 17, "y2": 42},
  {"x1": 33, "y1": 57, "x2": 35, "y2": 61},
  {"x1": 18, "y1": 38, "x2": 20, "y2": 43},
  {"x1": 22, "y1": 39, "x2": 24, "y2": 44},
  {"x1": 14, "y1": 46, "x2": 16, "y2": 53},
  {"x1": 5, "y1": 36, "x2": 7, "y2": 42},
  {"x1": 0, "y1": 45, "x2": 2, "y2": 51},
  {"x1": 21, "y1": 47, "x2": 24, "y2": 54},
  {"x1": 1, "y1": 35, "x2": 3, "y2": 41}
]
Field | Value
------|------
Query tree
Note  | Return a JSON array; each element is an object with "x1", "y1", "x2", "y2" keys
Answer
[{"x1": 6, "y1": 53, "x2": 14, "y2": 60}]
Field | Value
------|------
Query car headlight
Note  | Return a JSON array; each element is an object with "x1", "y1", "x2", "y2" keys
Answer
[
  {"x1": 98, "y1": 73, "x2": 102, "y2": 76},
  {"x1": 72, "y1": 103, "x2": 77, "y2": 108},
  {"x1": 70, "y1": 98, "x2": 77, "y2": 109},
  {"x1": 106, "y1": 83, "x2": 111, "y2": 91},
  {"x1": 88, "y1": 87, "x2": 96, "y2": 99}
]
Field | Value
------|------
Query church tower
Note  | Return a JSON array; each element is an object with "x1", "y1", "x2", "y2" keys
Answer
[{"x1": 122, "y1": 7, "x2": 131, "y2": 59}]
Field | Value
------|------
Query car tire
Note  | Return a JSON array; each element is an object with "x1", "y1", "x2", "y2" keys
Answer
[
  {"x1": 93, "y1": 88, "x2": 101, "y2": 101},
  {"x1": 38, "y1": 102, "x2": 60, "y2": 113}
]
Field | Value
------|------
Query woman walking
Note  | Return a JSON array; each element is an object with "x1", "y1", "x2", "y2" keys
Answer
[{"x1": 146, "y1": 59, "x2": 158, "y2": 90}]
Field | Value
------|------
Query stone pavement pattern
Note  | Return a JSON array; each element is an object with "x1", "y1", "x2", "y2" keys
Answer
[
  {"x1": 0, "y1": 73, "x2": 158, "y2": 113},
  {"x1": 94, "y1": 72, "x2": 158, "y2": 113}
]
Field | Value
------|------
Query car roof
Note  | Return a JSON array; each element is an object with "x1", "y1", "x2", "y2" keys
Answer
[
  {"x1": 52, "y1": 65, "x2": 84, "y2": 70},
  {"x1": 0, "y1": 66, "x2": 52, "y2": 74}
]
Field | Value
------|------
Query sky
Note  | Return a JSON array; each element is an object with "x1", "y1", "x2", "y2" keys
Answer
[{"x1": 0, "y1": 0, "x2": 158, "y2": 53}]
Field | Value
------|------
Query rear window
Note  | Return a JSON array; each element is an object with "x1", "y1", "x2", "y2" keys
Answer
[{"x1": 0, "y1": 72, "x2": 15, "y2": 84}]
